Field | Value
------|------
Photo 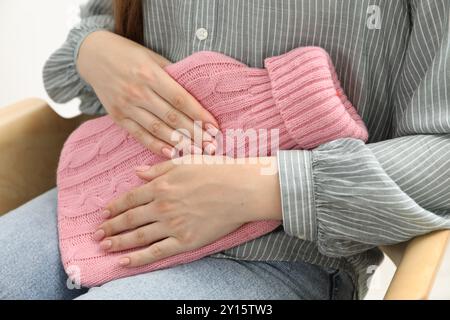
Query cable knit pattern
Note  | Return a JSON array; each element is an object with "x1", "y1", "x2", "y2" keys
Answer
[{"x1": 57, "y1": 47, "x2": 368, "y2": 287}]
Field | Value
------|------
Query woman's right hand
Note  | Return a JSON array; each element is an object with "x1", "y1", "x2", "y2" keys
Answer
[{"x1": 76, "y1": 31, "x2": 218, "y2": 158}]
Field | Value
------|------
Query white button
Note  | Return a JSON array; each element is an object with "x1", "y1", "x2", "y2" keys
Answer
[{"x1": 196, "y1": 28, "x2": 209, "y2": 41}]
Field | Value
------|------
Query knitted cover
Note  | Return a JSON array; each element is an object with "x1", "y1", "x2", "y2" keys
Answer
[{"x1": 57, "y1": 47, "x2": 368, "y2": 287}]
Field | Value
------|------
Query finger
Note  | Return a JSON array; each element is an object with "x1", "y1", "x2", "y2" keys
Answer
[
  {"x1": 119, "y1": 237, "x2": 181, "y2": 268},
  {"x1": 130, "y1": 106, "x2": 193, "y2": 153},
  {"x1": 135, "y1": 160, "x2": 176, "y2": 181},
  {"x1": 150, "y1": 67, "x2": 220, "y2": 129},
  {"x1": 99, "y1": 204, "x2": 158, "y2": 238},
  {"x1": 106, "y1": 184, "x2": 154, "y2": 218},
  {"x1": 138, "y1": 89, "x2": 212, "y2": 147},
  {"x1": 120, "y1": 118, "x2": 175, "y2": 157},
  {"x1": 101, "y1": 223, "x2": 169, "y2": 253}
]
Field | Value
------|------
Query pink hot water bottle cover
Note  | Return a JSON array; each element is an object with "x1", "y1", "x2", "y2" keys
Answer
[{"x1": 57, "y1": 47, "x2": 368, "y2": 286}]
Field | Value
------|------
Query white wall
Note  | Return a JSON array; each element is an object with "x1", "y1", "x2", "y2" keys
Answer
[{"x1": 0, "y1": 0, "x2": 86, "y2": 117}]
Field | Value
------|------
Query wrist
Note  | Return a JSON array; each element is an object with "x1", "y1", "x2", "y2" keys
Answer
[
  {"x1": 76, "y1": 30, "x2": 114, "y2": 83},
  {"x1": 76, "y1": 30, "x2": 100, "y2": 83},
  {"x1": 245, "y1": 157, "x2": 283, "y2": 222}
]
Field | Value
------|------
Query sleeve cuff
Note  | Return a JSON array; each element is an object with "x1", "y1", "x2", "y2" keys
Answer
[{"x1": 277, "y1": 150, "x2": 317, "y2": 242}]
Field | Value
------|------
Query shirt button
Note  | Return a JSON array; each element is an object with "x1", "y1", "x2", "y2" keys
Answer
[{"x1": 196, "y1": 28, "x2": 209, "y2": 41}]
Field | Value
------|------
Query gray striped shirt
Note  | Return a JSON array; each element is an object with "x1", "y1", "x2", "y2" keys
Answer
[{"x1": 43, "y1": 0, "x2": 450, "y2": 299}]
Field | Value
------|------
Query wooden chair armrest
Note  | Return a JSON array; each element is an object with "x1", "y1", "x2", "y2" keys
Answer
[
  {"x1": 0, "y1": 99, "x2": 88, "y2": 215},
  {"x1": 384, "y1": 230, "x2": 450, "y2": 300}
]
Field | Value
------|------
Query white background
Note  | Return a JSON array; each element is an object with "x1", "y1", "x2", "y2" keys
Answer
[
  {"x1": 0, "y1": 0, "x2": 86, "y2": 117},
  {"x1": 0, "y1": 0, "x2": 448, "y2": 299}
]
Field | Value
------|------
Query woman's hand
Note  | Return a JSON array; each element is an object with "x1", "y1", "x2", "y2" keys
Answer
[
  {"x1": 77, "y1": 31, "x2": 219, "y2": 157},
  {"x1": 94, "y1": 156, "x2": 282, "y2": 267}
]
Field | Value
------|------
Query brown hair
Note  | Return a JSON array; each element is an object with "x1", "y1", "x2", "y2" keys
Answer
[{"x1": 114, "y1": 0, "x2": 144, "y2": 44}]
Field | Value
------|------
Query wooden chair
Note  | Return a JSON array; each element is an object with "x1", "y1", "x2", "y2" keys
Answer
[{"x1": 1, "y1": 98, "x2": 449, "y2": 300}]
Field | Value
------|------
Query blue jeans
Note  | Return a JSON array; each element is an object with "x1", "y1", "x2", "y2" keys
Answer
[{"x1": 0, "y1": 190, "x2": 355, "y2": 300}]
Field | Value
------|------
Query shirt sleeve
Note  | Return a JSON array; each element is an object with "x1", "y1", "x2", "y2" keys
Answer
[
  {"x1": 277, "y1": 0, "x2": 450, "y2": 258},
  {"x1": 42, "y1": 0, "x2": 113, "y2": 115}
]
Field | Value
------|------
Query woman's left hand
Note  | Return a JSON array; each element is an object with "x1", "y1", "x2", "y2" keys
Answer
[{"x1": 94, "y1": 156, "x2": 282, "y2": 268}]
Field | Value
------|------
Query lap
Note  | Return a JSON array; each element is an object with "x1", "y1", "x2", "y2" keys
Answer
[
  {"x1": 78, "y1": 257, "x2": 354, "y2": 300},
  {"x1": 0, "y1": 190, "x2": 354, "y2": 300},
  {"x1": 0, "y1": 189, "x2": 86, "y2": 300}
]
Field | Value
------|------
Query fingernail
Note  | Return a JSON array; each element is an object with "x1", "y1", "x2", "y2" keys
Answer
[
  {"x1": 93, "y1": 229, "x2": 105, "y2": 242},
  {"x1": 135, "y1": 166, "x2": 151, "y2": 172},
  {"x1": 119, "y1": 257, "x2": 131, "y2": 267},
  {"x1": 100, "y1": 240, "x2": 112, "y2": 250},
  {"x1": 101, "y1": 210, "x2": 111, "y2": 219},
  {"x1": 204, "y1": 143, "x2": 216, "y2": 155},
  {"x1": 206, "y1": 123, "x2": 220, "y2": 136},
  {"x1": 162, "y1": 147, "x2": 175, "y2": 159}
]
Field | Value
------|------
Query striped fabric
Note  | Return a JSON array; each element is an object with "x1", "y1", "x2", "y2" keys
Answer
[{"x1": 43, "y1": 0, "x2": 450, "y2": 299}]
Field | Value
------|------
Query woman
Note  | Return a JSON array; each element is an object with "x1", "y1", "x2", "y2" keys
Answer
[{"x1": 1, "y1": 0, "x2": 450, "y2": 300}]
